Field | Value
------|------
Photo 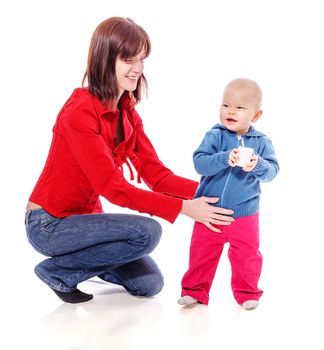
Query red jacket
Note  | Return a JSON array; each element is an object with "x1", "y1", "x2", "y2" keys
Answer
[{"x1": 29, "y1": 88, "x2": 198, "y2": 223}]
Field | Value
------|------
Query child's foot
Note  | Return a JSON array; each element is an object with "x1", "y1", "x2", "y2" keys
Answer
[
  {"x1": 177, "y1": 295, "x2": 198, "y2": 306},
  {"x1": 51, "y1": 288, "x2": 93, "y2": 303},
  {"x1": 242, "y1": 300, "x2": 259, "y2": 310}
]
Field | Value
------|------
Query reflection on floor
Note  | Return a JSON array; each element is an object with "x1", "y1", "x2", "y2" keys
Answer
[{"x1": 4, "y1": 265, "x2": 323, "y2": 350}]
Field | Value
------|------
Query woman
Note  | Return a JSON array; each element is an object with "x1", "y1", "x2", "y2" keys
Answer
[{"x1": 25, "y1": 17, "x2": 234, "y2": 304}]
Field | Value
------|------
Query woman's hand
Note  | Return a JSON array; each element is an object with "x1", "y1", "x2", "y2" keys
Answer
[{"x1": 181, "y1": 196, "x2": 234, "y2": 233}]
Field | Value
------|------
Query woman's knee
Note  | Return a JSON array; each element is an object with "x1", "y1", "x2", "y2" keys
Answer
[
  {"x1": 130, "y1": 272, "x2": 164, "y2": 297},
  {"x1": 134, "y1": 217, "x2": 162, "y2": 254},
  {"x1": 145, "y1": 274, "x2": 164, "y2": 297}
]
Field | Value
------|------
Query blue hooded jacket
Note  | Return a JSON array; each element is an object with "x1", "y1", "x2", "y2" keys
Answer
[{"x1": 194, "y1": 123, "x2": 279, "y2": 218}]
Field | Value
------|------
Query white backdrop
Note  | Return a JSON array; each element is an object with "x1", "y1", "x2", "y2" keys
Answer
[{"x1": 1, "y1": 0, "x2": 323, "y2": 347}]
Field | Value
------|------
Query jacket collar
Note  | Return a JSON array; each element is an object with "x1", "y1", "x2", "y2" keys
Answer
[
  {"x1": 212, "y1": 123, "x2": 265, "y2": 137},
  {"x1": 84, "y1": 88, "x2": 134, "y2": 118}
]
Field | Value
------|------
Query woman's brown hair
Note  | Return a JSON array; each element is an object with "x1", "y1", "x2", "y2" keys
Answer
[{"x1": 82, "y1": 17, "x2": 151, "y2": 107}]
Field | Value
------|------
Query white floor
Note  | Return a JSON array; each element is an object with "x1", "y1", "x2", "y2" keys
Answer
[{"x1": 3, "y1": 201, "x2": 324, "y2": 350}]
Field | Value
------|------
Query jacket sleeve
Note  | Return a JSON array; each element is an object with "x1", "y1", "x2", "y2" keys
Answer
[
  {"x1": 131, "y1": 111, "x2": 199, "y2": 199},
  {"x1": 252, "y1": 136, "x2": 279, "y2": 182},
  {"x1": 55, "y1": 96, "x2": 185, "y2": 223},
  {"x1": 193, "y1": 130, "x2": 231, "y2": 176}
]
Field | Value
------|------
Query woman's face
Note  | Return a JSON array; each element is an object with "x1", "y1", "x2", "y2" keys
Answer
[{"x1": 115, "y1": 49, "x2": 146, "y2": 99}]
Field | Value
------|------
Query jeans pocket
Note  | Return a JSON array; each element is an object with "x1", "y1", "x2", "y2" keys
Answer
[
  {"x1": 39, "y1": 216, "x2": 61, "y2": 234},
  {"x1": 25, "y1": 220, "x2": 38, "y2": 230}
]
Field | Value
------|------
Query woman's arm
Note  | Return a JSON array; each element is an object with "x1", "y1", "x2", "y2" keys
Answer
[{"x1": 131, "y1": 112, "x2": 199, "y2": 199}]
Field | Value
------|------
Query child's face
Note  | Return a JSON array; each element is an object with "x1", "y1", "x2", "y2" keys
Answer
[{"x1": 220, "y1": 86, "x2": 262, "y2": 135}]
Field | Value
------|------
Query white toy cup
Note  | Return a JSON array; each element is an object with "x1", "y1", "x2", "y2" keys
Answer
[{"x1": 237, "y1": 146, "x2": 254, "y2": 167}]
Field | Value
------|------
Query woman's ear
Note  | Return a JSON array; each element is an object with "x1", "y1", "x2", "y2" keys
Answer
[{"x1": 252, "y1": 110, "x2": 263, "y2": 123}]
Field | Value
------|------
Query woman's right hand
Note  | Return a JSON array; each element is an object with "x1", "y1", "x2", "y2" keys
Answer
[{"x1": 181, "y1": 196, "x2": 234, "y2": 233}]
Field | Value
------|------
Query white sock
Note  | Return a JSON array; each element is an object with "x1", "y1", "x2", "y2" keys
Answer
[
  {"x1": 177, "y1": 295, "x2": 198, "y2": 306},
  {"x1": 242, "y1": 300, "x2": 259, "y2": 310}
]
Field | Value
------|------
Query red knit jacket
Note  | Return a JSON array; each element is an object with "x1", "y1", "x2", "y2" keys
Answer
[{"x1": 29, "y1": 88, "x2": 198, "y2": 223}]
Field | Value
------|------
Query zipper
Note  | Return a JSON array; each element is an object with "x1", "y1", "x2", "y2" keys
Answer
[
  {"x1": 220, "y1": 134, "x2": 242, "y2": 207},
  {"x1": 220, "y1": 167, "x2": 233, "y2": 207},
  {"x1": 237, "y1": 134, "x2": 244, "y2": 147}
]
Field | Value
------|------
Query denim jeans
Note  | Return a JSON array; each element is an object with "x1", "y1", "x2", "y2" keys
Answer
[{"x1": 25, "y1": 209, "x2": 164, "y2": 296}]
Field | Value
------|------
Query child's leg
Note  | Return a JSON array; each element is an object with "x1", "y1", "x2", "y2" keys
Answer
[
  {"x1": 180, "y1": 222, "x2": 226, "y2": 305},
  {"x1": 227, "y1": 213, "x2": 263, "y2": 305}
]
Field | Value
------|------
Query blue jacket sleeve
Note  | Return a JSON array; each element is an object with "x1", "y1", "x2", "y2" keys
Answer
[
  {"x1": 193, "y1": 130, "x2": 231, "y2": 176},
  {"x1": 252, "y1": 136, "x2": 279, "y2": 182}
]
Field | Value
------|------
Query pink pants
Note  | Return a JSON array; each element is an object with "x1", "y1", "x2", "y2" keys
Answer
[{"x1": 181, "y1": 213, "x2": 263, "y2": 305}]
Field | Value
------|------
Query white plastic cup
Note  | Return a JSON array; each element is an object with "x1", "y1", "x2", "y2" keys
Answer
[{"x1": 236, "y1": 146, "x2": 254, "y2": 167}]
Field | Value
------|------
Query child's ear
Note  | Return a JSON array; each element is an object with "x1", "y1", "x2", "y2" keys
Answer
[{"x1": 252, "y1": 110, "x2": 262, "y2": 123}]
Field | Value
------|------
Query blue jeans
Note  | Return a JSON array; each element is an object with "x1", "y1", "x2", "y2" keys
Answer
[{"x1": 25, "y1": 209, "x2": 164, "y2": 296}]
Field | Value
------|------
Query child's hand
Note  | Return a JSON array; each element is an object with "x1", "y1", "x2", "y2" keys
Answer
[
  {"x1": 242, "y1": 154, "x2": 258, "y2": 172},
  {"x1": 228, "y1": 148, "x2": 239, "y2": 167}
]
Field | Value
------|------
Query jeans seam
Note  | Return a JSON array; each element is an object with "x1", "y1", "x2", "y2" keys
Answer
[{"x1": 34, "y1": 266, "x2": 75, "y2": 292}]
